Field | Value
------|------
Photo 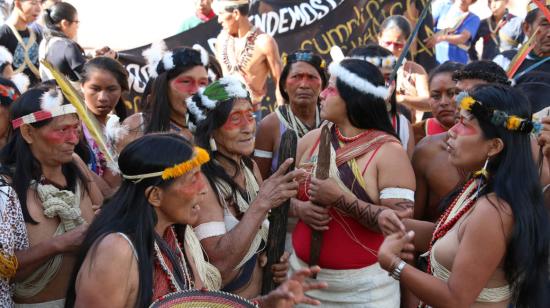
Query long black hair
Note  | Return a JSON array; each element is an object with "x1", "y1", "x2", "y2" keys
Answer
[
  {"x1": 81, "y1": 56, "x2": 130, "y2": 121},
  {"x1": 189, "y1": 94, "x2": 255, "y2": 210},
  {"x1": 469, "y1": 84, "x2": 550, "y2": 307},
  {"x1": 65, "y1": 133, "x2": 196, "y2": 307},
  {"x1": 0, "y1": 84, "x2": 88, "y2": 224},
  {"x1": 333, "y1": 58, "x2": 398, "y2": 139},
  {"x1": 143, "y1": 47, "x2": 205, "y2": 134},
  {"x1": 42, "y1": 2, "x2": 78, "y2": 39}
]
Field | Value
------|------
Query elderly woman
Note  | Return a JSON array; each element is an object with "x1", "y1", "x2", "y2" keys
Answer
[
  {"x1": 0, "y1": 84, "x2": 102, "y2": 307},
  {"x1": 288, "y1": 58, "x2": 416, "y2": 307},
  {"x1": 379, "y1": 85, "x2": 550, "y2": 307},
  {"x1": 255, "y1": 50, "x2": 327, "y2": 180},
  {"x1": 187, "y1": 76, "x2": 304, "y2": 299},
  {"x1": 66, "y1": 133, "x2": 325, "y2": 307}
]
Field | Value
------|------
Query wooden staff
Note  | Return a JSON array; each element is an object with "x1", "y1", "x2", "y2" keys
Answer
[
  {"x1": 261, "y1": 129, "x2": 298, "y2": 294},
  {"x1": 308, "y1": 125, "x2": 331, "y2": 278}
]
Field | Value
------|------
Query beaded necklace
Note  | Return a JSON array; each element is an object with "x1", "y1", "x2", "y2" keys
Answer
[
  {"x1": 335, "y1": 126, "x2": 375, "y2": 143},
  {"x1": 221, "y1": 27, "x2": 259, "y2": 74},
  {"x1": 154, "y1": 227, "x2": 193, "y2": 293},
  {"x1": 427, "y1": 178, "x2": 482, "y2": 274}
]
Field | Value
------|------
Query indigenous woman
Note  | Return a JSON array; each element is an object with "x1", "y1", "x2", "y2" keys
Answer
[
  {"x1": 348, "y1": 45, "x2": 415, "y2": 158},
  {"x1": 0, "y1": 85, "x2": 102, "y2": 307},
  {"x1": 120, "y1": 43, "x2": 210, "y2": 148},
  {"x1": 66, "y1": 133, "x2": 325, "y2": 307},
  {"x1": 39, "y1": 2, "x2": 86, "y2": 82},
  {"x1": 412, "y1": 61, "x2": 463, "y2": 144},
  {"x1": 188, "y1": 76, "x2": 304, "y2": 298},
  {"x1": 289, "y1": 58, "x2": 415, "y2": 307},
  {"x1": 379, "y1": 85, "x2": 550, "y2": 307},
  {"x1": 378, "y1": 15, "x2": 430, "y2": 122},
  {"x1": 79, "y1": 57, "x2": 129, "y2": 195},
  {"x1": 255, "y1": 50, "x2": 327, "y2": 179}
]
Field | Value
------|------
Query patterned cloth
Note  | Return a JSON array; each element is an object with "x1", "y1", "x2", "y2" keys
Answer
[{"x1": 0, "y1": 182, "x2": 29, "y2": 308}]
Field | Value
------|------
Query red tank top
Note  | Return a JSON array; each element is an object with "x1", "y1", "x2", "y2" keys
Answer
[{"x1": 292, "y1": 129, "x2": 388, "y2": 269}]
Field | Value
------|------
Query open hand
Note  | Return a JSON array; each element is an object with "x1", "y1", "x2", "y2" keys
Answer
[
  {"x1": 378, "y1": 231, "x2": 415, "y2": 271},
  {"x1": 256, "y1": 159, "x2": 305, "y2": 210},
  {"x1": 261, "y1": 266, "x2": 328, "y2": 307}
]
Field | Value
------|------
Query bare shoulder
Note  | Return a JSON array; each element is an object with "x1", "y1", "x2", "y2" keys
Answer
[
  {"x1": 414, "y1": 133, "x2": 447, "y2": 158},
  {"x1": 85, "y1": 233, "x2": 137, "y2": 273},
  {"x1": 256, "y1": 112, "x2": 280, "y2": 139},
  {"x1": 256, "y1": 33, "x2": 277, "y2": 51},
  {"x1": 469, "y1": 193, "x2": 514, "y2": 236}
]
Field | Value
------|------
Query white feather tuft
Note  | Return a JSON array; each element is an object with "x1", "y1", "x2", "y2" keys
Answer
[
  {"x1": 10, "y1": 73, "x2": 29, "y2": 93},
  {"x1": 0, "y1": 46, "x2": 13, "y2": 65},
  {"x1": 198, "y1": 87, "x2": 218, "y2": 109},
  {"x1": 193, "y1": 44, "x2": 210, "y2": 66},
  {"x1": 219, "y1": 76, "x2": 249, "y2": 98},
  {"x1": 104, "y1": 115, "x2": 129, "y2": 144},
  {"x1": 106, "y1": 159, "x2": 121, "y2": 175},
  {"x1": 162, "y1": 51, "x2": 175, "y2": 72},
  {"x1": 330, "y1": 45, "x2": 345, "y2": 63},
  {"x1": 40, "y1": 88, "x2": 64, "y2": 111},
  {"x1": 186, "y1": 96, "x2": 207, "y2": 123},
  {"x1": 142, "y1": 41, "x2": 168, "y2": 78}
]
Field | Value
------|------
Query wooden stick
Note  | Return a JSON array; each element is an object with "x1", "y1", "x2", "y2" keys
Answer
[
  {"x1": 261, "y1": 129, "x2": 298, "y2": 294},
  {"x1": 308, "y1": 125, "x2": 331, "y2": 278}
]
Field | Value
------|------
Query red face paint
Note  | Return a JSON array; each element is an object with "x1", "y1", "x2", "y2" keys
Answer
[
  {"x1": 449, "y1": 118, "x2": 477, "y2": 136},
  {"x1": 44, "y1": 124, "x2": 80, "y2": 144},
  {"x1": 321, "y1": 84, "x2": 338, "y2": 99},
  {"x1": 286, "y1": 73, "x2": 322, "y2": 88},
  {"x1": 222, "y1": 109, "x2": 255, "y2": 130},
  {"x1": 171, "y1": 76, "x2": 208, "y2": 95}
]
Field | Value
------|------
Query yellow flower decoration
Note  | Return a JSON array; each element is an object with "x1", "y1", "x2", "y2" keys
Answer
[
  {"x1": 320, "y1": 59, "x2": 326, "y2": 69},
  {"x1": 460, "y1": 96, "x2": 476, "y2": 111},
  {"x1": 506, "y1": 116, "x2": 522, "y2": 130},
  {"x1": 161, "y1": 147, "x2": 210, "y2": 180},
  {"x1": 282, "y1": 54, "x2": 288, "y2": 66}
]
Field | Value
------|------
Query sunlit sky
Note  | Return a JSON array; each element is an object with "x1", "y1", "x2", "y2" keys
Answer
[{"x1": 67, "y1": 0, "x2": 528, "y2": 52}]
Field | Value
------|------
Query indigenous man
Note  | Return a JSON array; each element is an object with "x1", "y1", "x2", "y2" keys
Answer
[
  {"x1": 0, "y1": 0, "x2": 42, "y2": 85},
  {"x1": 413, "y1": 60, "x2": 510, "y2": 222},
  {"x1": 0, "y1": 86, "x2": 102, "y2": 307},
  {"x1": 213, "y1": 0, "x2": 283, "y2": 116},
  {"x1": 494, "y1": 0, "x2": 550, "y2": 76}
]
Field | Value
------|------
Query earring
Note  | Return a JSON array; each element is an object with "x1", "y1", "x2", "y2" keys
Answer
[
  {"x1": 209, "y1": 137, "x2": 217, "y2": 152},
  {"x1": 473, "y1": 157, "x2": 490, "y2": 179}
]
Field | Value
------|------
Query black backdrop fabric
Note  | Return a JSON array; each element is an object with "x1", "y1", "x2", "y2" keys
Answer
[{"x1": 118, "y1": 0, "x2": 435, "y2": 116}]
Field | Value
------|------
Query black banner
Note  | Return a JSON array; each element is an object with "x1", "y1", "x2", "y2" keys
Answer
[{"x1": 118, "y1": 0, "x2": 435, "y2": 116}]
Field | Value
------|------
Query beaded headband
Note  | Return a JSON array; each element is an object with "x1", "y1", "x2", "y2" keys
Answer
[
  {"x1": 282, "y1": 51, "x2": 326, "y2": 70},
  {"x1": 121, "y1": 147, "x2": 210, "y2": 183},
  {"x1": 349, "y1": 55, "x2": 397, "y2": 71},
  {"x1": 328, "y1": 62, "x2": 389, "y2": 99},
  {"x1": 456, "y1": 91, "x2": 541, "y2": 134},
  {"x1": 11, "y1": 88, "x2": 77, "y2": 129},
  {"x1": 186, "y1": 76, "x2": 249, "y2": 123}
]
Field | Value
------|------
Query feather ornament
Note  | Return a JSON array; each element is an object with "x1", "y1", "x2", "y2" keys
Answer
[
  {"x1": 10, "y1": 73, "x2": 29, "y2": 93},
  {"x1": 41, "y1": 60, "x2": 117, "y2": 171},
  {"x1": 142, "y1": 41, "x2": 168, "y2": 78}
]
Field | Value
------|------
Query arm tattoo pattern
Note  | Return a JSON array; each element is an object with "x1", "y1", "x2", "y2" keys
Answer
[{"x1": 331, "y1": 196, "x2": 383, "y2": 228}]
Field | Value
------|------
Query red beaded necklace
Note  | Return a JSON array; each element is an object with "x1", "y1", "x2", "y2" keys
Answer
[
  {"x1": 335, "y1": 126, "x2": 374, "y2": 143},
  {"x1": 427, "y1": 178, "x2": 480, "y2": 274}
]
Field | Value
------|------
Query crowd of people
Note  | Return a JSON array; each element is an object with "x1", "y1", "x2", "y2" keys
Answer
[{"x1": 0, "y1": 0, "x2": 550, "y2": 307}]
